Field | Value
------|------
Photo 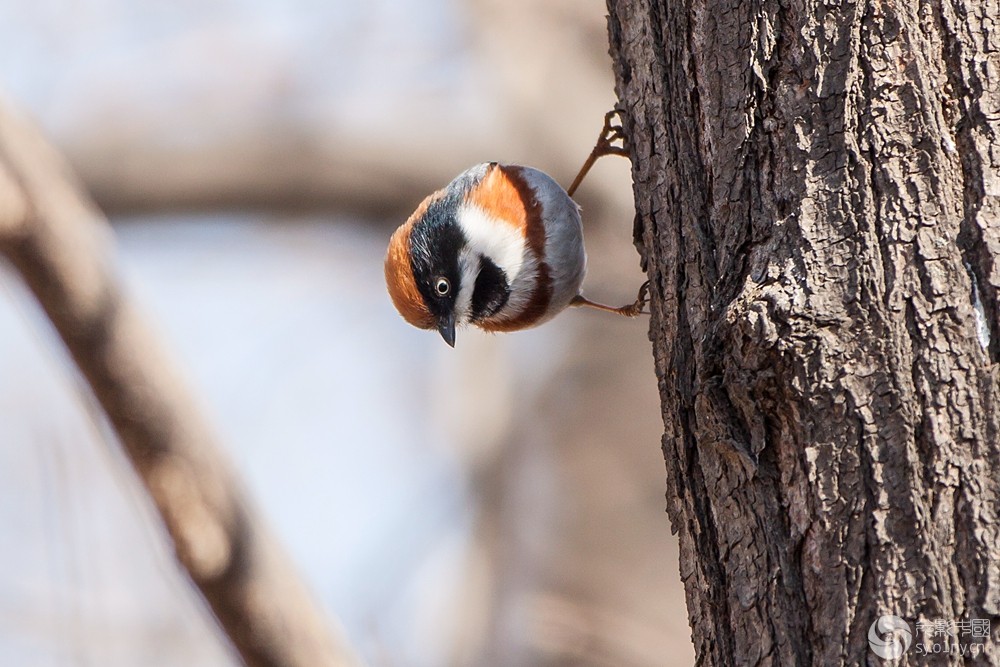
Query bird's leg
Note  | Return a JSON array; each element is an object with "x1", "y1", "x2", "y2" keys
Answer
[
  {"x1": 570, "y1": 280, "x2": 650, "y2": 318},
  {"x1": 566, "y1": 109, "x2": 629, "y2": 197},
  {"x1": 567, "y1": 110, "x2": 645, "y2": 319}
]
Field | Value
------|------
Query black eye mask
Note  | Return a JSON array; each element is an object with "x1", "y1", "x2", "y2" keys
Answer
[{"x1": 408, "y1": 203, "x2": 466, "y2": 318}]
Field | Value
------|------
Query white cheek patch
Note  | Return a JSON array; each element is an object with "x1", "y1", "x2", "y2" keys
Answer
[{"x1": 456, "y1": 204, "x2": 526, "y2": 281}]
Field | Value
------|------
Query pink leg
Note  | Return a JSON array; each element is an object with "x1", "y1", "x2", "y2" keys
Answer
[{"x1": 570, "y1": 280, "x2": 650, "y2": 318}]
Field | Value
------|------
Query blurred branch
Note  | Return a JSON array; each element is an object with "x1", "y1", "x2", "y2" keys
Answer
[
  {"x1": 0, "y1": 100, "x2": 361, "y2": 667},
  {"x1": 43, "y1": 1, "x2": 627, "y2": 219},
  {"x1": 80, "y1": 134, "x2": 443, "y2": 219}
]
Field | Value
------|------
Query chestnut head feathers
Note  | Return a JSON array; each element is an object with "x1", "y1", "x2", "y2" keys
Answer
[{"x1": 385, "y1": 162, "x2": 587, "y2": 346}]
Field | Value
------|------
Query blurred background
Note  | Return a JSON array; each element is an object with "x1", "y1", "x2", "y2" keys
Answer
[{"x1": 0, "y1": 1, "x2": 693, "y2": 665}]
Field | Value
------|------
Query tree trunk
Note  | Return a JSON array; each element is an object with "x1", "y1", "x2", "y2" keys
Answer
[{"x1": 606, "y1": 0, "x2": 1000, "y2": 664}]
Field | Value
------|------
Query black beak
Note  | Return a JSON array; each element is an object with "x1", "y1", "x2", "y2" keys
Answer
[{"x1": 437, "y1": 313, "x2": 456, "y2": 347}]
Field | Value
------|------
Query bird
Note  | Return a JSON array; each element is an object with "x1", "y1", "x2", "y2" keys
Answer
[{"x1": 384, "y1": 110, "x2": 648, "y2": 347}]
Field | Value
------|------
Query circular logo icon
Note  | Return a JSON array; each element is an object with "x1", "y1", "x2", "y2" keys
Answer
[{"x1": 868, "y1": 615, "x2": 912, "y2": 659}]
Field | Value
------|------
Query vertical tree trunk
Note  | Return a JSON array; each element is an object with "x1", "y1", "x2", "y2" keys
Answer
[{"x1": 606, "y1": 0, "x2": 1000, "y2": 664}]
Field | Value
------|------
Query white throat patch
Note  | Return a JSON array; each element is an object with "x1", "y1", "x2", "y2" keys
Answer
[
  {"x1": 453, "y1": 249, "x2": 479, "y2": 323},
  {"x1": 455, "y1": 203, "x2": 541, "y2": 324}
]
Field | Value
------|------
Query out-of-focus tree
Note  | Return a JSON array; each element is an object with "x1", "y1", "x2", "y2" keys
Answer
[{"x1": 0, "y1": 101, "x2": 361, "y2": 667}]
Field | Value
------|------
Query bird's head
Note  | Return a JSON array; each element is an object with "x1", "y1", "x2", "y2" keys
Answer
[
  {"x1": 386, "y1": 164, "x2": 524, "y2": 347},
  {"x1": 384, "y1": 191, "x2": 468, "y2": 347}
]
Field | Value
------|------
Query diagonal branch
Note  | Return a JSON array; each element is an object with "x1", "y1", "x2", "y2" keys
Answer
[{"x1": 0, "y1": 100, "x2": 361, "y2": 667}]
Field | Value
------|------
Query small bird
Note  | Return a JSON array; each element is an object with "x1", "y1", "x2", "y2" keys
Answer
[{"x1": 385, "y1": 111, "x2": 648, "y2": 347}]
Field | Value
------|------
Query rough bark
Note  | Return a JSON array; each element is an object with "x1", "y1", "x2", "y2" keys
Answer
[
  {"x1": 606, "y1": 0, "x2": 1000, "y2": 664},
  {"x1": 0, "y1": 101, "x2": 361, "y2": 667}
]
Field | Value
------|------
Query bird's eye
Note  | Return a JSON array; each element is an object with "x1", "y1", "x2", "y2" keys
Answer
[{"x1": 434, "y1": 277, "x2": 451, "y2": 296}]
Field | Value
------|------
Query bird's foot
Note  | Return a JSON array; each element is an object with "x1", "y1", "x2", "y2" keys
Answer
[
  {"x1": 567, "y1": 109, "x2": 630, "y2": 197},
  {"x1": 570, "y1": 280, "x2": 650, "y2": 318}
]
